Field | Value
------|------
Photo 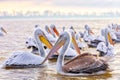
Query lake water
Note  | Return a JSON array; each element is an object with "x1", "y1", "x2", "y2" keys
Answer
[{"x1": 0, "y1": 19, "x2": 120, "y2": 80}]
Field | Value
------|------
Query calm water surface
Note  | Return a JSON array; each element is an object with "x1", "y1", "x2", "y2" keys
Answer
[{"x1": 0, "y1": 19, "x2": 120, "y2": 80}]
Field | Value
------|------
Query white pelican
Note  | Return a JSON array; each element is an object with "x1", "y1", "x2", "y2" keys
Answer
[
  {"x1": 3, "y1": 28, "x2": 53, "y2": 69},
  {"x1": 69, "y1": 26, "x2": 87, "y2": 49},
  {"x1": 87, "y1": 29, "x2": 105, "y2": 48},
  {"x1": 107, "y1": 25, "x2": 120, "y2": 42},
  {"x1": 25, "y1": 29, "x2": 79, "y2": 60},
  {"x1": 114, "y1": 25, "x2": 120, "y2": 39},
  {"x1": 75, "y1": 31, "x2": 88, "y2": 50},
  {"x1": 83, "y1": 25, "x2": 96, "y2": 42},
  {"x1": 0, "y1": 26, "x2": 7, "y2": 36},
  {"x1": 96, "y1": 28, "x2": 116, "y2": 60},
  {"x1": 45, "y1": 25, "x2": 57, "y2": 43},
  {"x1": 25, "y1": 36, "x2": 43, "y2": 55},
  {"x1": 42, "y1": 30, "x2": 112, "y2": 76}
]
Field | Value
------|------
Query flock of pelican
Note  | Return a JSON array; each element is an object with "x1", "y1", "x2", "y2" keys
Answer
[{"x1": 1, "y1": 24, "x2": 118, "y2": 76}]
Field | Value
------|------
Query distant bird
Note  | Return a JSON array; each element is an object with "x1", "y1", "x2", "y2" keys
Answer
[
  {"x1": 83, "y1": 24, "x2": 95, "y2": 42},
  {"x1": 45, "y1": 25, "x2": 57, "y2": 43},
  {"x1": 87, "y1": 29, "x2": 105, "y2": 48},
  {"x1": 0, "y1": 26, "x2": 7, "y2": 36}
]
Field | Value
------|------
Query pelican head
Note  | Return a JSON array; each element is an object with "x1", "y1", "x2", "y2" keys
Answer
[
  {"x1": 84, "y1": 24, "x2": 90, "y2": 30},
  {"x1": 70, "y1": 26, "x2": 76, "y2": 34},
  {"x1": 25, "y1": 37, "x2": 37, "y2": 49},
  {"x1": 35, "y1": 24, "x2": 40, "y2": 28},
  {"x1": 84, "y1": 25, "x2": 94, "y2": 34},
  {"x1": 62, "y1": 26, "x2": 65, "y2": 31},
  {"x1": 41, "y1": 31, "x2": 80, "y2": 64},
  {"x1": 45, "y1": 25, "x2": 51, "y2": 34},
  {"x1": 34, "y1": 28, "x2": 53, "y2": 49},
  {"x1": 50, "y1": 24, "x2": 59, "y2": 37}
]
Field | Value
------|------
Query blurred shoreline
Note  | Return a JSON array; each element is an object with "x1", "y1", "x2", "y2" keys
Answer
[{"x1": 0, "y1": 17, "x2": 119, "y2": 21}]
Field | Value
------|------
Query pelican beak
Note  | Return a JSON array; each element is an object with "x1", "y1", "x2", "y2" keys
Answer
[
  {"x1": 53, "y1": 27, "x2": 59, "y2": 36},
  {"x1": 1, "y1": 27, "x2": 7, "y2": 34},
  {"x1": 89, "y1": 30, "x2": 94, "y2": 34},
  {"x1": 72, "y1": 36, "x2": 81, "y2": 54},
  {"x1": 73, "y1": 29, "x2": 76, "y2": 34},
  {"x1": 41, "y1": 36, "x2": 65, "y2": 64},
  {"x1": 107, "y1": 32, "x2": 114, "y2": 45},
  {"x1": 79, "y1": 37, "x2": 82, "y2": 42},
  {"x1": 48, "y1": 28, "x2": 52, "y2": 34},
  {"x1": 39, "y1": 35, "x2": 53, "y2": 49}
]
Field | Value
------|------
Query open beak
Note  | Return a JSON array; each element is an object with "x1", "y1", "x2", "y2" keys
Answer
[
  {"x1": 107, "y1": 32, "x2": 114, "y2": 45},
  {"x1": 72, "y1": 36, "x2": 81, "y2": 54},
  {"x1": 39, "y1": 35, "x2": 53, "y2": 49},
  {"x1": 1, "y1": 27, "x2": 7, "y2": 34},
  {"x1": 41, "y1": 36, "x2": 65, "y2": 64},
  {"x1": 53, "y1": 27, "x2": 59, "y2": 36}
]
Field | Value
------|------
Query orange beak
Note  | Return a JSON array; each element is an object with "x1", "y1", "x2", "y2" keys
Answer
[
  {"x1": 107, "y1": 32, "x2": 114, "y2": 45},
  {"x1": 53, "y1": 27, "x2": 59, "y2": 37},
  {"x1": 48, "y1": 28, "x2": 52, "y2": 34}
]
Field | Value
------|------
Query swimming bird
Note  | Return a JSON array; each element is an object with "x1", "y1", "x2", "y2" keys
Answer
[
  {"x1": 0, "y1": 26, "x2": 7, "y2": 36},
  {"x1": 75, "y1": 31, "x2": 88, "y2": 50},
  {"x1": 3, "y1": 28, "x2": 53, "y2": 69},
  {"x1": 96, "y1": 28, "x2": 116, "y2": 60},
  {"x1": 107, "y1": 26, "x2": 120, "y2": 43},
  {"x1": 45, "y1": 25, "x2": 57, "y2": 43},
  {"x1": 83, "y1": 24, "x2": 95, "y2": 42},
  {"x1": 25, "y1": 36, "x2": 47, "y2": 55},
  {"x1": 42, "y1": 30, "x2": 110, "y2": 76},
  {"x1": 87, "y1": 29, "x2": 105, "y2": 48},
  {"x1": 25, "y1": 30, "x2": 79, "y2": 60}
]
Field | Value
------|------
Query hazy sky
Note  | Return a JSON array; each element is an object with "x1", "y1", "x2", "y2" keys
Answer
[{"x1": 0, "y1": 0, "x2": 119, "y2": 13}]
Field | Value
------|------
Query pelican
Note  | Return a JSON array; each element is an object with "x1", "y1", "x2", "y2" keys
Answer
[
  {"x1": 25, "y1": 36, "x2": 47, "y2": 55},
  {"x1": 25, "y1": 29, "x2": 79, "y2": 60},
  {"x1": 87, "y1": 29, "x2": 105, "y2": 48},
  {"x1": 83, "y1": 24, "x2": 96, "y2": 42},
  {"x1": 41, "y1": 30, "x2": 113, "y2": 76},
  {"x1": 3, "y1": 28, "x2": 53, "y2": 69},
  {"x1": 96, "y1": 28, "x2": 116, "y2": 59},
  {"x1": 0, "y1": 26, "x2": 7, "y2": 36},
  {"x1": 25, "y1": 34, "x2": 79, "y2": 60},
  {"x1": 75, "y1": 31, "x2": 88, "y2": 50},
  {"x1": 45, "y1": 25, "x2": 57, "y2": 43},
  {"x1": 107, "y1": 26, "x2": 120, "y2": 42}
]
